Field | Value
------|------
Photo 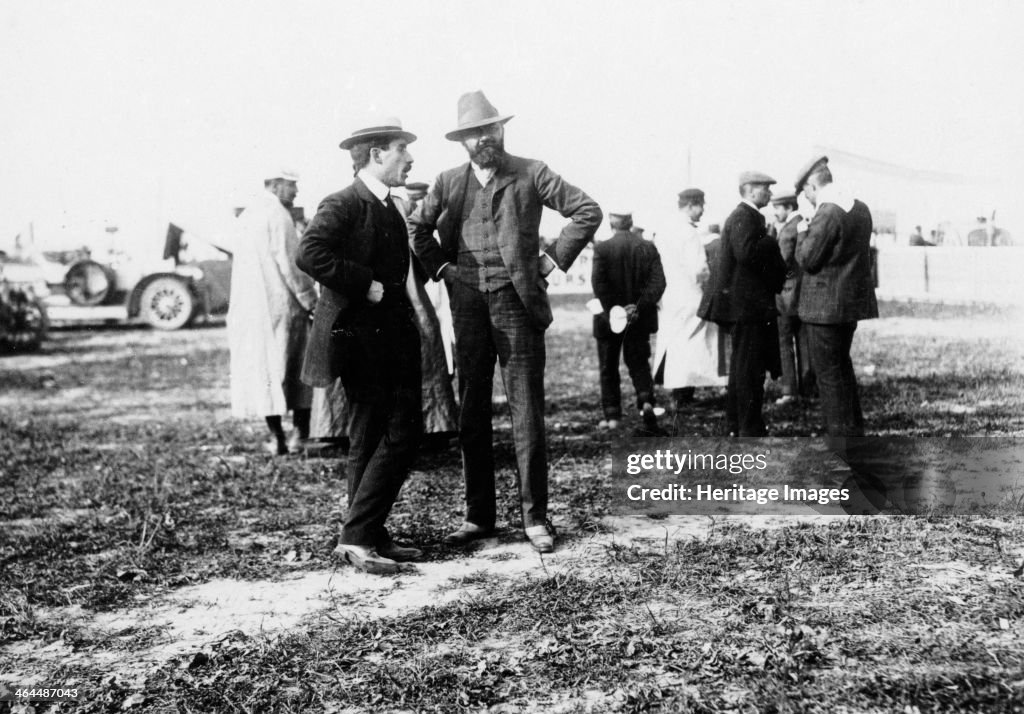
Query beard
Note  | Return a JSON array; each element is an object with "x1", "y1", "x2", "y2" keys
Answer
[{"x1": 468, "y1": 139, "x2": 505, "y2": 169}]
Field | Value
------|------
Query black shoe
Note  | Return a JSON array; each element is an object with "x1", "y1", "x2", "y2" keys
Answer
[
  {"x1": 377, "y1": 540, "x2": 424, "y2": 562},
  {"x1": 332, "y1": 544, "x2": 405, "y2": 575},
  {"x1": 444, "y1": 522, "x2": 495, "y2": 546}
]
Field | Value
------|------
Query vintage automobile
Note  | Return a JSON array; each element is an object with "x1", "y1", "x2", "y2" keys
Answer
[
  {"x1": 0, "y1": 253, "x2": 49, "y2": 351},
  {"x1": 39, "y1": 224, "x2": 232, "y2": 330}
]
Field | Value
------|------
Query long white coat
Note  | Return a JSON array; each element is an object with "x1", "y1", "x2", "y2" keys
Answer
[
  {"x1": 227, "y1": 190, "x2": 318, "y2": 418},
  {"x1": 653, "y1": 220, "x2": 726, "y2": 389}
]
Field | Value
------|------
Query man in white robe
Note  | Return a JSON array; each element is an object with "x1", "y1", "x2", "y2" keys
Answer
[
  {"x1": 227, "y1": 170, "x2": 318, "y2": 455},
  {"x1": 653, "y1": 188, "x2": 726, "y2": 426}
]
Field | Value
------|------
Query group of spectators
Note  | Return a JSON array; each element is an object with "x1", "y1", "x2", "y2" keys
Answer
[
  {"x1": 592, "y1": 158, "x2": 878, "y2": 440},
  {"x1": 224, "y1": 90, "x2": 877, "y2": 574}
]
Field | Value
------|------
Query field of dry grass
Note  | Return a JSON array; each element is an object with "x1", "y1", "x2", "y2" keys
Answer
[{"x1": 2, "y1": 297, "x2": 1023, "y2": 712}]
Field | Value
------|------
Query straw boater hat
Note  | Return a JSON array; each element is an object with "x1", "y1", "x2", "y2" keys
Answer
[
  {"x1": 445, "y1": 91, "x2": 514, "y2": 141},
  {"x1": 339, "y1": 117, "x2": 417, "y2": 150}
]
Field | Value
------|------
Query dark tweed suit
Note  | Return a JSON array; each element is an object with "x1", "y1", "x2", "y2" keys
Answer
[
  {"x1": 699, "y1": 202, "x2": 786, "y2": 435},
  {"x1": 775, "y1": 213, "x2": 815, "y2": 398},
  {"x1": 297, "y1": 178, "x2": 423, "y2": 548},
  {"x1": 412, "y1": 154, "x2": 601, "y2": 529},
  {"x1": 591, "y1": 229, "x2": 666, "y2": 418},
  {"x1": 796, "y1": 197, "x2": 878, "y2": 438}
]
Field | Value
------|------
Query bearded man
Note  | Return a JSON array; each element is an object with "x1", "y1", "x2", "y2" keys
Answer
[{"x1": 411, "y1": 91, "x2": 602, "y2": 553}]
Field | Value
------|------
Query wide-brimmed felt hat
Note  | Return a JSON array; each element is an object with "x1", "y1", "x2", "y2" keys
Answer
[
  {"x1": 340, "y1": 117, "x2": 417, "y2": 150},
  {"x1": 445, "y1": 90, "x2": 514, "y2": 141}
]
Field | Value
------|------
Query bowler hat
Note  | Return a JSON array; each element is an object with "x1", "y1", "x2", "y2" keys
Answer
[
  {"x1": 678, "y1": 188, "x2": 705, "y2": 205},
  {"x1": 738, "y1": 171, "x2": 776, "y2": 187},
  {"x1": 795, "y1": 154, "x2": 829, "y2": 193},
  {"x1": 445, "y1": 90, "x2": 514, "y2": 141},
  {"x1": 340, "y1": 117, "x2": 417, "y2": 150}
]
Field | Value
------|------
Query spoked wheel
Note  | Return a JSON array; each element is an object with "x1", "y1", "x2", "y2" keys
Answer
[
  {"x1": 139, "y1": 277, "x2": 195, "y2": 330},
  {"x1": 0, "y1": 291, "x2": 48, "y2": 351}
]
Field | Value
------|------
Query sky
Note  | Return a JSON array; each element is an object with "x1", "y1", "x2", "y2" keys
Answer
[{"x1": 2, "y1": 0, "x2": 1022, "y2": 254}]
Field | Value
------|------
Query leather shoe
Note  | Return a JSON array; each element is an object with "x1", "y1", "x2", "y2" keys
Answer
[
  {"x1": 444, "y1": 522, "x2": 495, "y2": 546},
  {"x1": 525, "y1": 521, "x2": 556, "y2": 553},
  {"x1": 377, "y1": 540, "x2": 423, "y2": 562},
  {"x1": 332, "y1": 543, "x2": 404, "y2": 575}
]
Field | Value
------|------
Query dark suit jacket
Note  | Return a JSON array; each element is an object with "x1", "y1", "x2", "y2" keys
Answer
[
  {"x1": 411, "y1": 154, "x2": 602, "y2": 330},
  {"x1": 296, "y1": 178, "x2": 422, "y2": 389},
  {"x1": 591, "y1": 229, "x2": 666, "y2": 337},
  {"x1": 699, "y1": 202, "x2": 786, "y2": 325},
  {"x1": 796, "y1": 199, "x2": 879, "y2": 324},
  {"x1": 775, "y1": 213, "x2": 803, "y2": 317}
]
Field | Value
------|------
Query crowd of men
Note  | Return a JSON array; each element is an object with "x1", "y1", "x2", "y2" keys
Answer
[{"x1": 227, "y1": 90, "x2": 878, "y2": 575}]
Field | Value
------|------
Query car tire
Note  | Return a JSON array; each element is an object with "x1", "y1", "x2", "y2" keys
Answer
[
  {"x1": 139, "y1": 277, "x2": 195, "y2": 330},
  {"x1": 1, "y1": 293, "x2": 48, "y2": 351},
  {"x1": 64, "y1": 260, "x2": 115, "y2": 306}
]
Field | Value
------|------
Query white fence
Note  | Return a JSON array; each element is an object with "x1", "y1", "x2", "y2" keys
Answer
[
  {"x1": 875, "y1": 247, "x2": 1024, "y2": 305},
  {"x1": 548, "y1": 244, "x2": 1024, "y2": 306}
]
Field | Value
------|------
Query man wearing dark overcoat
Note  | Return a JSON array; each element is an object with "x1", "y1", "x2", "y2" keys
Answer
[
  {"x1": 699, "y1": 172, "x2": 787, "y2": 436},
  {"x1": 794, "y1": 155, "x2": 878, "y2": 438},
  {"x1": 591, "y1": 211, "x2": 666, "y2": 430},
  {"x1": 411, "y1": 91, "x2": 602, "y2": 552},
  {"x1": 297, "y1": 118, "x2": 424, "y2": 575},
  {"x1": 771, "y1": 191, "x2": 815, "y2": 404}
]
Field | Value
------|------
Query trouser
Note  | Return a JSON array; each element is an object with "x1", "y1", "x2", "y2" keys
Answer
[
  {"x1": 804, "y1": 322, "x2": 864, "y2": 438},
  {"x1": 340, "y1": 324, "x2": 422, "y2": 547},
  {"x1": 596, "y1": 329, "x2": 655, "y2": 419},
  {"x1": 452, "y1": 281, "x2": 547, "y2": 529},
  {"x1": 778, "y1": 314, "x2": 816, "y2": 397},
  {"x1": 726, "y1": 320, "x2": 775, "y2": 436}
]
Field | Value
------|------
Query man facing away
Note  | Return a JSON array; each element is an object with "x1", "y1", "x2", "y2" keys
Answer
[
  {"x1": 591, "y1": 211, "x2": 666, "y2": 431},
  {"x1": 297, "y1": 118, "x2": 423, "y2": 575},
  {"x1": 228, "y1": 170, "x2": 318, "y2": 455},
  {"x1": 794, "y1": 155, "x2": 878, "y2": 440},
  {"x1": 411, "y1": 90, "x2": 602, "y2": 553},
  {"x1": 771, "y1": 191, "x2": 816, "y2": 405},
  {"x1": 699, "y1": 172, "x2": 787, "y2": 436}
]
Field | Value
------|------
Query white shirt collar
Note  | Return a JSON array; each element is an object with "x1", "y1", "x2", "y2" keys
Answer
[
  {"x1": 470, "y1": 161, "x2": 496, "y2": 187},
  {"x1": 357, "y1": 169, "x2": 391, "y2": 204},
  {"x1": 742, "y1": 199, "x2": 766, "y2": 219}
]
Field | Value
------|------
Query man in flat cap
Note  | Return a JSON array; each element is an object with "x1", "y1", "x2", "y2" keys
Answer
[
  {"x1": 297, "y1": 118, "x2": 423, "y2": 575},
  {"x1": 794, "y1": 155, "x2": 878, "y2": 438},
  {"x1": 699, "y1": 173, "x2": 787, "y2": 436},
  {"x1": 412, "y1": 90, "x2": 602, "y2": 553},
  {"x1": 591, "y1": 211, "x2": 666, "y2": 432},
  {"x1": 655, "y1": 188, "x2": 727, "y2": 429},
  {"x1": 228, "y1": 169, "x2": 318, "y2": 456},
  {"x1": 771, "y1": 191, "x2": 815, "y2": 405}
]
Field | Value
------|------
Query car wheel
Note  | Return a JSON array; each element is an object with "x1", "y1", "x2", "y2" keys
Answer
[
  {"x1": 139, "y1": 277, "x2": 195, "y2": 330},
  {"x1": 64, "y1": 260, "x2": 115, "y2": 306},
  {"x1": 2, "y1": 293, "x2": 48, "y2": 351}
]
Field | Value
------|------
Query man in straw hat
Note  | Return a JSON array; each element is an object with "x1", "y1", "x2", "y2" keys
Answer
[
  {"x1": 591, "y1": 211, "x2": 666, "y2": 433},
  {"x1": 698, "y1": 172, "x2": 787, "y2": 436},
  {"x1": 411, "y1": 90, "x2": 602, "y2": 553},
  {"x1": 228, "y1": 169, "x2": 318, "y2": 456},
  {"x1": 794, "y1": 155, "x2": 878, "y2": 439},
  {"x1": 297, "y1": 117, "x2": 424, "y2": 575}
]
